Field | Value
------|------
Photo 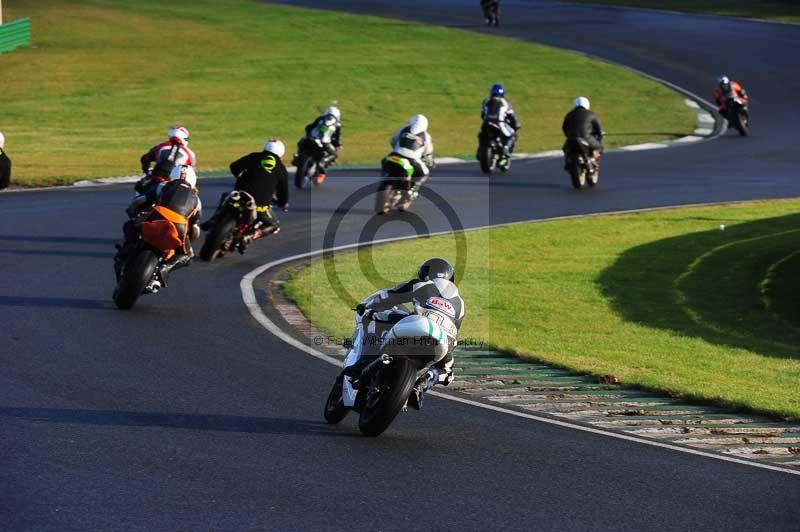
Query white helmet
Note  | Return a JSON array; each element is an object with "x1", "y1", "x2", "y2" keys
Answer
[
  {"x1": 409, "y1": 114, "x2": 429, "y2": 135},
  {"x1": 169, "y1": 164, "x2": 197, "y2": 188},
  {"x1": 263, "y1": 139, "x2": 285, "y2": 158},
  {"x1": 0, "y1": 131, "x2": 4, "y2": 149},
  {"x1": 325, "y1": 106, "x2": 341, "y2": 122},
  {"x1": 168, "y1": 125, "x2": 190, "y2": 145},
  {"x1": 573, "y1": 96, "x2": 590, "y2": 110}
]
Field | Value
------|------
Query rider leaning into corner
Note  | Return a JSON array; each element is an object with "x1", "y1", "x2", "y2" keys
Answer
[
  {"x1": 713, "y1": 75, "x2": 749, "y2": 120},
  {"x1": 562, "y1": 96, "x2": 604, "y2": 164},
  {"x1": 0, "y1": 131, "x2": 12, "y2": 190},
  {"x1": 344, "y1": 258, "x2": 465, "y2": 409},
  {"x1": 292, "y1": 105, "x2": 342, "y2": 181},
  {"x1": 479, "y1": 83, "x2": 520, "y2": 166},
  {"x1": 384, "y1": 113, "x2": 434, "y2": 183},
  {"x1": 115, "y1": 165, "x2": 202, "y2": 283},
  {"x1": 201, "y1": 139, "x2": 288, "y2": 247},
  {"x1": 138, "y1": 125, "x2": 196, "y2": 187}
]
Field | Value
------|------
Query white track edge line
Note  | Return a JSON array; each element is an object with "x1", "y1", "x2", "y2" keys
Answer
[{"x1": 240, "y1": 203, "x2": 800, "y2": 478}]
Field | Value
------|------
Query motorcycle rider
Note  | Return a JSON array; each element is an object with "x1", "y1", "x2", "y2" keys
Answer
[
  {"x1": 292, "y1": 106, "x2": 342, "y2": 182},
  {"x1": 343, "y1": 258, "x2": 465, "y2": 409},
  {"x1": 384, "y1": 113, "x2": 434, "y2": 186},
  {"x1": 115, "y1": 165, "x2": 202, "y2": 283},
  {"x1": 479, "y1": 83, "x2": 520, "y2": 167},
  {"x1": 562, "y1": 96, "x2": 603, "y2": 164},
  {"x1": 200, "y1": 139, "x2": 288, "y2": 247},
  {"x1": 0, "y1": 131, "x2": 11, "y2": 190},
  {"x1": 138, "y1": 125, "x2": 196, "y2": 190},
  {"x1": 713, "y1": 75, "x2": 749, "y2": 121}
]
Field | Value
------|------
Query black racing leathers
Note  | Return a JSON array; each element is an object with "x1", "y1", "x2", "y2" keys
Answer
[
  {"x1": 0, "y1": 148, "x2": 10, "y2": 190},
  {"x1": 230, "y1": 151, "x2": 289, "y2": 208},
  {"x1": 562, "y1": 107, "x2": 604, "y2": 152}
]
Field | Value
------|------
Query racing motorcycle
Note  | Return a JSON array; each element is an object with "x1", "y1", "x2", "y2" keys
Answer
[
  {"x1": 199, "y1": 190, "x2": 277, "y2": 261},
  {"x1": 482, "y1": 0, "x2": 500, "y2": 26},
  {"x1": 563, "y1": 137, "x2": 600, "y2": 190},
  {"x1": 293, "y1": 137, "x2": 330, "y2": 189},
  {"x1": 724, "y1": 97, "x2": 750, "y2": 137},
  {"x1": 374, "y1": 154, "x2": 429, "y2": 214},
  {"x1": 113, "y1": 208, "x2": 185, "y2": 309},
  {"x1": 324, "y1": 307, "x2": 449, "y2": 436},
  {"x1": 477, "y1": 121, "x2": 510, "y2": 174}
]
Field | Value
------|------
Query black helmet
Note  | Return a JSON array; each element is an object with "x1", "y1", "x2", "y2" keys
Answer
[{"x1": 418, "y1": 258, "x2": 455, "y2": 282}]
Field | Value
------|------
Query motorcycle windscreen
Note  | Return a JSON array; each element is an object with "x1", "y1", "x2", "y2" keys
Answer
[{"x1": 140, "y1": 219, "x2": 182, "y2": 253}]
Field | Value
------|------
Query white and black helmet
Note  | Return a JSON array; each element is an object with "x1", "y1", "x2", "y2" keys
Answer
[
  {"x1": 409, "y1": 114, "x2": 429, "y2": 135},
  {"x1": 573, "y1": 96, "x2": 590, "y2": 110},
  {"x1": 263, "y1": 139, "x2": 286, "y2": 158},
  {"x1": 418, "y1": 257, "x2": 455, "y2": 282},
  {"x1": 325, "y1": 106, "x2": 341, "y2": 122},
  {"x1": 0, "y1": 131, "x2": 5, "y2": 149}
]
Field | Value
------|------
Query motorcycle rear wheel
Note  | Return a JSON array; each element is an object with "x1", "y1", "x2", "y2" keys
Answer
[
  {"x1": 295, "y1": 156, "x2": 315, "y2": 189},
  {"x1": 357, "y1": 358, "x2": 417, "y2": 437},
  {"x1": 323, "y1": 375, "x2": 349, "y2": 424},
  {"x1": 478, "y1": 144, "x2": 494, "y2": 174},
  {"x1": 375, "y1": 182, "x2": 395, "y2": 215},
  {"x1": 569, "y1": 160, "x2": 585, "y2": 189},
  {"x1": 733, "y1": 111, "x2": 749, "y2": 137},
  {"x1": 113, "y1": 248, "x2": 160, "y2": 310},
  {"x1": 200, "y1": 216, "x2": 237, "y2": 262}
]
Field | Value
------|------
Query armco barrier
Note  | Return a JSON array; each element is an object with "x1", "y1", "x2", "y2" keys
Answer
[{"x1": 0, "y1": 17, "x2": 31, "y2": 54}]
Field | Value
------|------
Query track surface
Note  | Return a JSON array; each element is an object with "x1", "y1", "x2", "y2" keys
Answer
[{"x1": 2, "y1": 2, "x2": 799, "y2": 531}]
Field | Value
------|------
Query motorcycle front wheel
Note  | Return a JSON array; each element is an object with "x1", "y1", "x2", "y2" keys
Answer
[
  {"x1": 113, "y1": 248, "x2": 160, "y2": 310},
  {"x1": 733, "y1": 111, "x2": 750, "y2": 137},
  {"x1": 358, "y1": 357, "x2": 417, "y2": 437},
  {"x1": 323, "y1": 375, "x2": 349, "y2": 424}
]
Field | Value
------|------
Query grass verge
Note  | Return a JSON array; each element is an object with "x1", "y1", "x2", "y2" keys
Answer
[
  {"x1": 1, "y1": 0, "x2": 694, "y2": 186},
  {"x1": 568, "y1": 0, "x2": 800, "y2": 23},
  {"x1": 285, "y1": 200, "x2": 800, "y2": 420}
]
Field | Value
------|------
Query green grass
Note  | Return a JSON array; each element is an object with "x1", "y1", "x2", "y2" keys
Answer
[
  {"x1": 285, "y1": 200, "x2": 800, "y2": 420},
  {"x1": 569, "y1": 0, "x2": 800, "y2": 23},
  {"x1": 1, "y1": 0, "x2": 694, "y2": 186}
]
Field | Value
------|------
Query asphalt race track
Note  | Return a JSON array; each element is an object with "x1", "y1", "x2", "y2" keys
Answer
[{"x1": 2, "y1": 2, "x2": 799, "y2": 531}]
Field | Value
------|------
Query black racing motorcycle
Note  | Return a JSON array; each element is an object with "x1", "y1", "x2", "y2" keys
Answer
[
  {"x1": 477, "y1": 121, "x2": 510, "y2": 174},
  {"x1": 375, "y1": 154, "x2": 428, "y2": 214},
  {"x1": 482, "y1": 0, "x2": 500, "y2": 26},
  {"x1": 563, "y1": 137, "x2": 600, "y2": 190},
  {"x1": 725, "y1": 97, "x2": 750, "y2": 137},
  {"x1": 200, "y1": 190, "x2": 277, "y2": 261},
  {"x1": 294, "y1": 137, "x2": 329, "y2": 189}
]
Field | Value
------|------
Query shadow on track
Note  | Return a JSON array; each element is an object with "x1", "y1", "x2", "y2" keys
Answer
[
  {"x1": 0, "y1": 235, "x2": 118, "y2": 245},
  {"x1": 0, "y1": 406, "x2": 356, "y2": 437},
  {"x1": 597, "y1": 213, "x2": 800, "y2": 360},
  {"x1": 0, "y1": 296, "x2": 113, "y2": 310}
]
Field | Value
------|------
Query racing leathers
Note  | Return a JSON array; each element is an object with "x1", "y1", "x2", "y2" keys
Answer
[
  {"x1": 562, "y1": 106, "x2": 604, "y2": 154},
  {"x1": 130, "y1": 140, "x2": 197, "y2": 217},
  {"x1": 346, "y1": 277, "x2": 465, "y2": 400},
  {"x1": 294, "y1": 114, "x2": 342, "y2": 171},
  {"x1": 385, "y1": 125, "x2": 434, "y2": 179},
  {"x1": 480, "y1": 95, "x2": 519, "y2": 159},
  {"x1": 115, "y1": 179, "x2": 202, "y2": 282},
  {"x1": 714, "y1": 81, "x2": 749, "y2": 120},
  {"x1": 201, "y1": 150, "x2": 288, "y2": 240}
]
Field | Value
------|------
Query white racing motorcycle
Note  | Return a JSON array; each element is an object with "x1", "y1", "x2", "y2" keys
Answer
[{"x1": 323, "y1": 307, "x2": 449, "y2": 437}]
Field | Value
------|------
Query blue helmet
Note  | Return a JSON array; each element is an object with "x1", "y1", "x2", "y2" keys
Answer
[{"x1": 490, "y1": 83, "x2": 505, "y2": 97}]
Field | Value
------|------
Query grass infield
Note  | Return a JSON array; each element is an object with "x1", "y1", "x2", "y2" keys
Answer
[
  {"x1": 569, "y1": 0, "x2": 800, "y2": 23},
  {"x1": 1, "y1": 0, "x2": 694, "y2": 186},
  {"x1": 285, "y1": 200, "x2": 800, "y2": 420}
]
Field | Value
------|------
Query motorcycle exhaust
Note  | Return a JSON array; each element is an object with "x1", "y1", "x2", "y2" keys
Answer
[{"x1": 360, "y1": 354, "x2": 393, "y2": 378}]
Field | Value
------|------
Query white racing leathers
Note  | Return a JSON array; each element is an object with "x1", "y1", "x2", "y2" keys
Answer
[
  {"x1": 390, "y1": 126, "x2": 434, "y2": 178},
  {"x1": 348, "y1": 277, "x2": 465, "y2": 384}
]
